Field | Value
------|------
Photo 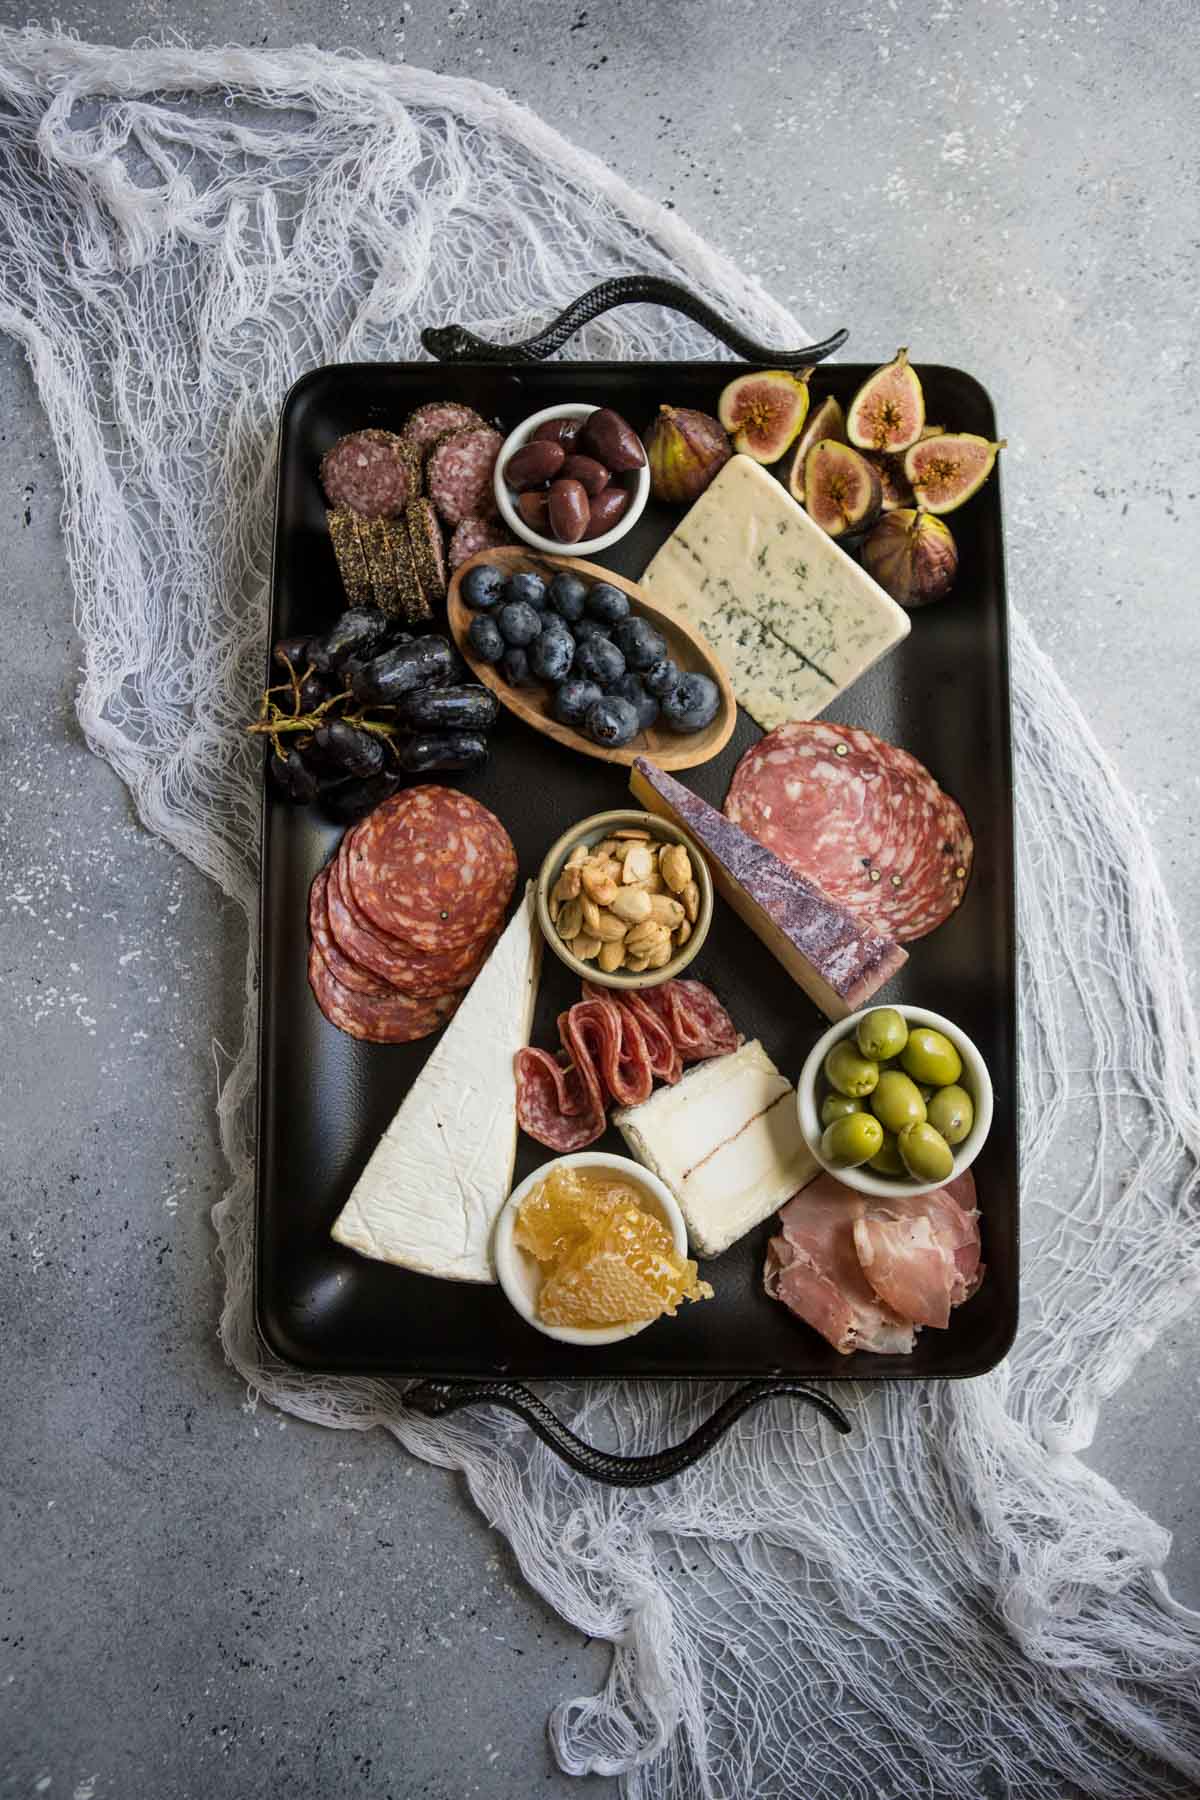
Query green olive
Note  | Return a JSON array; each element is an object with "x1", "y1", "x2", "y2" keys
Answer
[
  {"x1": 870, "y1": 1070, "x2": 928, "y2": 1135},
  {"x1": 927, "y1": 1083, "x2": 974, "y2": 1146},
  {"x1": 900, "y1": 1026, "x2": 963, "y2": 1089},
  {"x1": 868, "y1": 1130, "x2": 905, "y2": 1175},
  {"x1": 821, "y1": 1092, "x2": 864, "y2": 1128},
  {"x1": 820, "y1": 1112, "x2": 884, "y2": 1169},
  {"x1": 855, "y1": 1007, "x2": 909, "y2": 1063},
  {"x1": 824, "y1": 1038, "x2": 880, "y2": 1098},
  {"x1": 917, "y1": 1084, "x2": 935, "y2": 1103},
  {"x1": 897, "y1": 1120, "x2": 955, "y2": 1183}
]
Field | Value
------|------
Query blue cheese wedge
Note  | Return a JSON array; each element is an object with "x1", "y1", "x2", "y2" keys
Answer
[
  {"x1": 613, "y1": 1039, "x2": 817, "y2": 1258},
  {"x1": 640, "y1": 453, "x2": 910, "y2": 731},
  {"x1": 331, "y1": 883, "x2": 541, "y2": 1283}
]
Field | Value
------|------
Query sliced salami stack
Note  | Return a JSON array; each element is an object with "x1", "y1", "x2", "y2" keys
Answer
[{"x1": 307, "y1": 785, "x2": 517, "y2": 1043}]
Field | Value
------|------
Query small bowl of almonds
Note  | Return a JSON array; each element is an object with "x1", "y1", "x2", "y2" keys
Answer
[{"x1": 536, "y1": 808, "x2": 713, "y2": 989}]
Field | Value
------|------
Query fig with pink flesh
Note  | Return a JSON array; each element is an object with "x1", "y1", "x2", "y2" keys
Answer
[
  {"x1": 846, "y1": 348, "x2": 925, "y2": 454},
  {"x1": 903, "y1": 432, "x2": 1006, "y2": 514},
  {"x1": 785, "y1": 394, "x2": 846, "y2": 504},
  {"x1": 803, "y1": 439, "x2": 883, "y2": 540},
  {"x1": 718, "y1": 369, "x2": 809, "y2": 462},
  {"x1": 861, "y1": 507, "x2": 957, "y2": 607},
  {"x1": 645, "y1": 404, "x2": 731, "y2": 503}
]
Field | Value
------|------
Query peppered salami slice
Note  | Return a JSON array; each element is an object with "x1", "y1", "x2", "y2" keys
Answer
[
  {"x1": 308, "y1": 942, "x2": 461, "y2": 1043},
  {"x1": 345, "y1": 784, "x2": 517, "y2": 953},
  {"x1": 405, "y1": 497, "x2": 448, "y2": 604},
  {"x1": 309, "y1": 865, "x2": 393, "y2": 998},
  {"x1": 401, "y1": 401, "x2": 488, "y2": 459},
  {"x1": 447, "y1": 516, "x2": 516, "y2": 570},
  {"x1": 326, "y1": 847, "x2": 497, "y2": 996},
  {"x1": 320, "y1": 429, "x2": 411, "y2": 518},
  {"x1": 427, "y1": 427, "x2": 504, "y2": 526}
]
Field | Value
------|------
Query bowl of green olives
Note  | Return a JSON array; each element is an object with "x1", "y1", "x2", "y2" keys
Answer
[{"x1": 796, "y1": 1004, "x2": 993, "y2": 1197}]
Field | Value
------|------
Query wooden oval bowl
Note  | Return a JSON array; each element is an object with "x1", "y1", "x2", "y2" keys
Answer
[{"x1": 446, "y1": 547, "x2": 735, "y2": 771}]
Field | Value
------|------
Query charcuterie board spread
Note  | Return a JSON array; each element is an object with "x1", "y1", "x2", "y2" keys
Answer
[{"x1": 256, "y1": 353, "x2": 1016, "y2": 1380}]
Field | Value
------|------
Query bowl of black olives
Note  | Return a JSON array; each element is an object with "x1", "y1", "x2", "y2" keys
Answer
[
  {"x1": 796, "y1": 1005, "x2": 993, "y2": 1197},
  {"x1": 494, "y1": 403, "x2": 651, "y2": 557}
]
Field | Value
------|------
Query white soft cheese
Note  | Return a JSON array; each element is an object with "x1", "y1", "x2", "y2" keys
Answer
[
  {"x1": 640, "y1": 454, "x2": 910, "y2": 731},
  {"x1": 613, "y1": 1039, "x2": 817, "y2": 1258},
  {"x1": 331, "y1": 882, "x2": 541, "y2": 1282}
]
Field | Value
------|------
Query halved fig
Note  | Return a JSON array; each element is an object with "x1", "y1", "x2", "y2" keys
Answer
[
  {"x1": 786, "y1": 395, "x2": 845, "y2": 504},
  {"x1": 803, "y1": 440, "x2": 883, "y2": 539},
  {"x1": 903, "y1": 432, "x2": 1006, "y2": 513},
  {"x1": 846, "y1": 348, "x2": 925, "y2": 453},
  {"x1": 718, "y1": 369, "x2": 810, "y2": 462}
]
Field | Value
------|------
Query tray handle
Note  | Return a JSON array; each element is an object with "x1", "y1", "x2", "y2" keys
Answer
[
  {"x1": 404, "y1": 1377, "x2": 851, "y2": 1488},
  {"x1": 420, "y1": 275, "x2": 847, "y2": 369}
]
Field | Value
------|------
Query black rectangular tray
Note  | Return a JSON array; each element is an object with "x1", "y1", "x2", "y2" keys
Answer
[{"x1": 256, "y1": 358, "x2": 1016, "y2": 1381}]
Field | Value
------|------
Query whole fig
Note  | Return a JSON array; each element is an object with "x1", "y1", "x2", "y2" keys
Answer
[
  {"x1": 645, "y1": 404, "x2": 732, "y2": 504},
  {"x1": 861, "y1": 507, "x2": 958, "y2": 608}
]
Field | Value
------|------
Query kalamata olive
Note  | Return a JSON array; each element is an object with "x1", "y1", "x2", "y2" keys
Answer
[
  {"x1": 547, "y1": 478, "x2": 590, "y2": 544},
  {"x1": 897, "y1": 1121, "x2": 955, "y2": 1183},
  {"x1": 578, "y1": 406, "x2": 646, "y2": 471},
  {"x1": 856, "y1": 1007, "x2": 909, "y2": 1062},
  {"x1": 900, "y1": 1027, "x2": 963, "y2": 1089},
  {"x1": 820, "y1": 1112, "x2": 884, "y2": 1169},
  {"x1": 824, "y1": 1038, "x2": 879, "y2": 1098},
  {"x1": 926, "y1": 1084, "x2": 974, "y2": 1146},
  {"x1": 559, "y1": 454, "x2": 610, "y2": 497},
  {"x1": 820, "y1": 1093, "x2": 863, "y2": 1128},
  {"x1": 531, "y1": 416, "x2": 582, "y2": 450},
  {"x1": 586, "y1": 485, "x2": 632, "y2": 536},
  {"x1": 516, "y1": 490, "x2": 551, "y2": 533},
  {"x1": 870, "y1": 1070, "x2": 927, "y2": 1135},
  {"x1": 504, "y1": 440, "x2": 566, "y2": 491}
]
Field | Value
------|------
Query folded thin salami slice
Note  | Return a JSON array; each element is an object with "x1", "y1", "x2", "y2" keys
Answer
[
  {"x1": 307, "y1": 943, "x2": 460, "y2": 1044},
  {"x1": 582, "y1": 982, "x2": 682, "y2": 1087},
  {"x1": 345, "y1": 785, "x2": 517, "y2": 954},
  {"x1": 725, "y1": 721, "x2": 973, "y2": 944},
  {"x1": 308, "y1": 865, "x2": 392, "y2": 999},
  {"x1": 427, "y1": 426, "x2": 504, "y2": 526},
  {"x1": 564, "y1": 997, "x2": 654, "y2": 1111},
  {"x1": 515, "y1": 1045, "x2": 606, "y2": 1152},
  {"x1": 638, "y1": 978, "x2": 738, "y2": 1063},
  {"x1": 327, "y1": 847, "x2": 496, "y2": 997}
]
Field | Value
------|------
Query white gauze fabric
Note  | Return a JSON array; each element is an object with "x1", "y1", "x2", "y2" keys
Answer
[{"x1": 2, "y1": 28, "x2": 1199, "y2": 1798}]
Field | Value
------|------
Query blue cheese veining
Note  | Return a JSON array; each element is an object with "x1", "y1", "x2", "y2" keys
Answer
[{"x1": 640, "y1": 454, "x2": 910, "y2": 731}]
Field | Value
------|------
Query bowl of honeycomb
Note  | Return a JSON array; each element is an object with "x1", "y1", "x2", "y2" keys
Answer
[{"x1": 493, "y1": 1152, "x2": 712, "y2": 1345}]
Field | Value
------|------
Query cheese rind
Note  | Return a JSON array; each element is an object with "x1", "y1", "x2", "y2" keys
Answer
[
  {"x1": 629, "y1": 757, "x2": 906, "y2": 1020},
  {"x1": 640, "y1": 454, "x2": 910, "y2": 731},
  {"x1": 614, "y1": 1040, "x2": 818, "y2": 1258},
  {"x1": 331, "y1": 882, "x2": 541, "y2": 1282}
]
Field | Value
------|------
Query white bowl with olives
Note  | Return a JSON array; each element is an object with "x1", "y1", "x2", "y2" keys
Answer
[{"x1": 796, "y1": 1005, "x2": 993, "y2": 1198}]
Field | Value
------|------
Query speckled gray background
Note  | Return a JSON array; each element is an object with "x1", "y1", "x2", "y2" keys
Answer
[{"x1": 3, "y1": 3, "x2": 1198, "y2": 1796}]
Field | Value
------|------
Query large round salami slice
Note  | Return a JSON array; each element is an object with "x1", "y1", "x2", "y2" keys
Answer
[
  {"x1": 308, "y1": 865, "x2": 392, "y2": 998},
  {"x1": 447, "y1": 515, "x2": 516, "y2": 571},
  {"x1": 344, "y1": 784, "x2": 517, "y2": 953},
  {"x1": 320, "y1": 429, "x2": 411, "y2": 518},
  {"x1": 400, "y1": 401, "x2": 488, "y2": 459},
  {"x1": 724, "y1": 722, "x2": 973, "y2": 944},
  {"x1": 327, "y1": 844, "x2": 497, "y2": 996},
  {"x1": 427, "y1": 426, "x2": 504, "y2": 526},
  {"x1": 308, "y1": 943, "x2": 461, "y2": 1043}
]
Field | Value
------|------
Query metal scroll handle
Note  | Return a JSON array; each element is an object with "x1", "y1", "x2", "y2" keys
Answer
[
  {"x1": 421, "y1": 274, "x2": 847, "y2": 368},
  {"x1": 405, "y1": 1378, "x2": 850, "y2": 1488}
]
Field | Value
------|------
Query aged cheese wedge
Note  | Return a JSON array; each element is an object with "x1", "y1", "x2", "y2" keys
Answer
[
  {"x1": 639, "y1": 453, "x2": 910, "y2": 731},
  {"x1": 629, "y1": 757, "x2": 906, "y2": 1020},
  {"x1": 614, "y1": 1040, "x2": 817, "y2": 1259},
  {"x1": 331, "y1": 882, "x2": 541, "y2": 1282}
]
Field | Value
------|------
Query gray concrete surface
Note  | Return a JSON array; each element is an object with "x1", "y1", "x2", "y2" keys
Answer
[{"x1": 3, "y1": 2, "x2": 1199, "y2": 1796}]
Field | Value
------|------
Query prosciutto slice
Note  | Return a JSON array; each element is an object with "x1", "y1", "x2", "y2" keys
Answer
[{"x1": 853, "y1": 1172, "x2": 982, "y2": 1329}]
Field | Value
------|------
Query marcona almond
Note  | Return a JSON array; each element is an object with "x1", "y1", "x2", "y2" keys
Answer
[
  {"x1": 556, "y1": 864, "x2": 582, "y2": 902},
  {"x1": 580, "y1": 895, "x2": 601, "y2": 934},
  {"x1": 681, "y1": 880, "x2": 700, "y2": 923},
  {"x1": 610, "y1": 886, "x2": 652, "y2": 925},
  {"x1": 548, "y1": 891, "x2": 561, "y2": 924},
  {"x1": 622, "y1": 844, "x2": 655, "y2": 884},
  {"x1": 594, "y1": 910, "x2": 627, "y2": 943},
  {"x1": 648, "y1": 894, "x2": 685, "y2": 928},
  {"x1": 582, "y1": 871, "x2": 618, "y2": 907},
  {"x1": 565, "y1": 842, "x2": 588, "y2": 868},
  {"x1": 624, "y1": 953, "x2": 651, "y2": 974},
  {"x1": 646, "y1": 938, "x2": 673, "y2": 969},
  {"x1": 597, "y1": 939, "x2": 624, "y2": 972},
  {"x1": 573, "y1": 932, "x2": 602, "y2": 961},
  {"x1": 674, "y1": 917, "x2": 692, "y2": 947},
  {"x1": 613, "y1": 827, "x2": 652, "y2": 840},
  {"x1": 660, "y1": 844, "x2": 691, "y2": 893},
  {"x1": 556, "y1": 898, "x2": 582, "y2": 940},
  {"x1": 625, "y1": 919, "x2": 669, "y2": 957}
]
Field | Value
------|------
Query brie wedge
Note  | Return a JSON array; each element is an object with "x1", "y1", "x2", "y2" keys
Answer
[
  {"x1": 614, "y1": 1039, "x2": 817, "y2": 1258},
  {"x1": 331, "y1": 882, "x2": 541, "y2": 1282}
]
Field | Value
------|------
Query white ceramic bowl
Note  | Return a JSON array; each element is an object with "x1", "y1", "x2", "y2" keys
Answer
[
  {"x1": 493, "y1": 402, "x2": 651, "y2": 556},
  {"x1": 493, "y1": 1151, "x2": 687, "y2": 1346},
  {"x1": 796, "y1": 1004, "x2": 993, "y2": 1199}
]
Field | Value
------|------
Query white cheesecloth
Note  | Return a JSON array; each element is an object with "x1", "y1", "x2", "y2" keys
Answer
[{"x1": 1, "y1": 28, "x2": 1198, "y2": 1797}]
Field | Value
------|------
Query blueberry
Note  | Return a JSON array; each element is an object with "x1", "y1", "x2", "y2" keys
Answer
[
  {"x1": 530, "y1": 626, "x2": 575, "y2": 683},
  {"x1": 608, "y1": 672, "x2": 659, "y2": 732},
  {"x1": 642, "y1": 656, "x2": 679, "y2": 698},
  {"x1": 613, "y1": 616, "x2": 668, "y2": 672},
  {"x1": 497, "y1": 600, "x2": 543, "y2": 648},
  {"x1": 660, "y1": 670, "x2": 720, "y2": 733},
  {"x1": 547, "y1": 570, "x2": 588, "y2": 622},
  {"x1": 573, "y1": 634, "x2": 626, "y2": 687},
  {"x1": 460, "y1": 563, "x2": 505, "y2": 611},
  {"x1": 586, "y1": 581, "x2": 631, "y2": 626},
  {"x1": 585, "y1": 695, "x2": 640, "y2": 748},
  {"x1": 504, "y1": 569, "x2": 547, "y2": 611},
  {"x1": 467, "y1": 614, "x2": 505, "y2": 664},
  {"x1": 572, "y1": 617, "x2": 612, "y2": 643},
  {"x1": 501, "y1": 646, "x2": 536, "y2": 686},
  {"x1": 553, "y1": 679, "x2": 604, "y2": 728}
]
